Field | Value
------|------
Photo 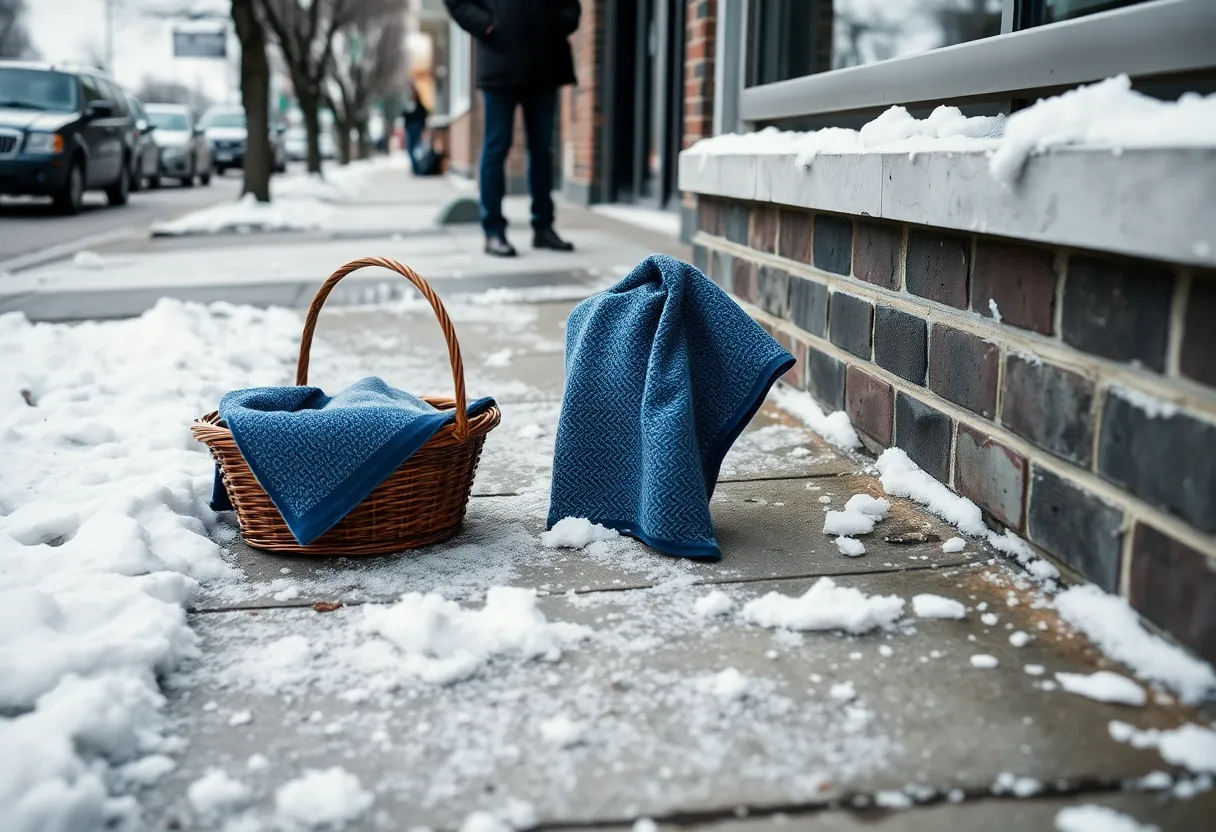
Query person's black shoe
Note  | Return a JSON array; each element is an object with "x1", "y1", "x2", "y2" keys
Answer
[
  {"x1": 532, "y1": 228, "x2": 575, "y2": 251},
  {"x1": 484, "y1": 235, "x2": 517, "y2": 257}
]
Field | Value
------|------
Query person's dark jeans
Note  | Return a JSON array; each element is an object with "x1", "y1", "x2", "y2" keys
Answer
[
  {"x1": 404, "y1": 122, "x2": 424, "y2": 175},
  {"x1": 479, "y1": 87, "x2": 558, "y2": 238}
]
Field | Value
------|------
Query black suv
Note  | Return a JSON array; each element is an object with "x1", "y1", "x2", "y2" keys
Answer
[{"x1": 0, "y1": 61, "x2": 136, "y2": 214}]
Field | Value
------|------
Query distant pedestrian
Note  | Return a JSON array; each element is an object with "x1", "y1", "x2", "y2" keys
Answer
[
  {"x1": 402, "y1": 83, "x2": 430, "y2": 176},
  {"x1": 445, "y1": 0, "x2": 580, "y2": 257}
]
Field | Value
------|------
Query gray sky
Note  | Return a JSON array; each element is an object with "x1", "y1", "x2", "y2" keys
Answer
[{"x1": 27, "y1": 0, "x2": 235, "y2": 102}]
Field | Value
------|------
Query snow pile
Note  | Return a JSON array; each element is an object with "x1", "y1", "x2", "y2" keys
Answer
[
  {"x1": 770, "y1": 385, "x2": 860, "y2": 450},
  {"x1": 991, "y1": 74, "x2": 1216, "y2": 183},
  {"x1": 272, "y1": 159, "x2": 381, "y2": 202},
  {"x1": 187, "y1": 769, "x2": 251, "y2": 820},
  {"x1": 1054, "y1": 804, "x2": 1155, "y2": 832},
  {"x1": 911, "y1": 594, "x2": 966, "y2": 620},
  {"x1": 361, "y1": 587, "x2": 592, "y2": 685},
  {"x1": 1055, "y1": 671, "x2": 1147, "y2": 707},
  {"x1": 699, "y1": 668, "x2": 749, "y2": 701},
  {"x1": 540, "y1": 517, "x2": 620, "y2": 550},
  {"x1": 1054, "y1": 584, "x2": 1216, "y2": 704},
  {"x1": 835, "y1": 537, "x2": 866, "y2": 557},
  {"x1": 824, "y1": 494, "x2": 889, "y2": 556},
  {"x1": 1109, "y1": 721, "x2": 1216, "y2": 775},
  {"x1": 741, "y1": 577, "x2": 904, "y2": 634},
  {"x1": 942, "y1": 537, "x2": 966, "y2": 553},
  {"x1": 693, "y1": 590, "x2": 733, "y2": 618},
  {"x1": 538, "y1": 714, "x2": 586, "y2": 748},
  {"x1": 274, "y1": 767, "x2": 373, "y2": 830},
  {"x1": 0, "y1": 300, "x2": 301, "y2": 831},
  {"x1": 150, "y1": 193, "x2": 335, "y2": 236}
]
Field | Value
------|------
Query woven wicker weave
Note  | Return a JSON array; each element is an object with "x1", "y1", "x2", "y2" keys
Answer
[{"x1": 192, "y1": 256, "x2": 501, "y2": 555}]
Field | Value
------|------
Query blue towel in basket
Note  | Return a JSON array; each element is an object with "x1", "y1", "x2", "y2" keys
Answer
[
  {"x1": 547, "y1": 255, "x2": 795, "y2": 559},
  {"x1": 211, "y1": 376, "x2": 495, "y2": 545}
]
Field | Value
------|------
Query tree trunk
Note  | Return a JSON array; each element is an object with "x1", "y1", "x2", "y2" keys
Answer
[
  {"x1": 232, "y1": 0, "x2": 271, "y2": 202},
  {"x1": 298, "y1": 92, "x2": 323, "y2": 175},
  {"x1": 336, "y1": 119, "x2": 353, "y2": 164},
  {"x1": 356, "y1": 121, "x2": 370, "y2": 160}
]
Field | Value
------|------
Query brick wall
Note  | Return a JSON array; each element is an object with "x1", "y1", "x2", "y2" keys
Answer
[
  {"x1": 561, "y1": 0, "x2": 605, "y2": 204},
  {"x1": 694, "y1": 197, "x2": 1216, "y2": 666},
  {"x1": 679, "y1": 0, "x2": 718, "y2": 239}
]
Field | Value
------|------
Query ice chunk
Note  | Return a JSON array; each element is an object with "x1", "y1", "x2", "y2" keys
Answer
[
  {"x1": 1055, "y1": 671, "x2": 1146, "y2": 706},
  {"x1": 911, "y1": 594, "x2": 966, "y2": 620},
  {"x1": 540, "y1": 517, "x2": 620, "y2": 549},
  {"x1": 970, "y1": 654, "x2": 999, "y2": 669},
  {"x1": 741, "y1": 577, "x2": 904, "y2": 634}
]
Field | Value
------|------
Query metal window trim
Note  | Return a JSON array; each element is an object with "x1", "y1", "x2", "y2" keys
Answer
[{"x1": 738, "y1": 0, "x2": 1216, "y2": 124}]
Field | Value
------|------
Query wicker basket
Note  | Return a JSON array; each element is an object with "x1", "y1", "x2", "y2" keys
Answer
[{"x1": 192, "y1": 256, "x2": 501, "y2": 556}]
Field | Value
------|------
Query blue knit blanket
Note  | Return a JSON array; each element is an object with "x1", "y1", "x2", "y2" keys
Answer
[
  {"x1": 211, "y1": 377, "x2": 495, "y2": 545},
  {"x1": 547, "y1": 255, "x2": 795, "y2": 559}
]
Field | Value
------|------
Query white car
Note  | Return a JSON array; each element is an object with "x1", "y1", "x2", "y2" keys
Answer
[
  {"x1": 199, "y1": 105, "x2": 287, "y2": 175},
  {"x1": 284, "y1": 125, "x2": 336, "y2": 162},
  {"x1": 145, "y1": 103, "x2": 212, "y2": 187}
]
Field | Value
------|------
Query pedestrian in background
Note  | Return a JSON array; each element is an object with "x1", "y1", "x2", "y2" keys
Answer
[
  {"x1": 445, "y1": 0, "x2": 581, "y2": 257},
  {"x1": 402, "y1": 82, "x2": 430, "y2": 176}
]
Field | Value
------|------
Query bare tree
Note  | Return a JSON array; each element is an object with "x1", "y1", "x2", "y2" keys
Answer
[
  {"x1": 232, "y1": 0, "x2": 272, "y2": 201},
  {"x1": 259, "y1": 0, "x2": 360, "y2": 174},
  {"x1": 327, "y1": 1, "x2": 406, "y2": 164},
  {"x1": 0, "y1": 0, "x2": 35, "y2": 59}
]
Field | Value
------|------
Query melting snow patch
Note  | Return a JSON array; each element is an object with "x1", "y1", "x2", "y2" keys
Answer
[
  {"x1": 970, "y1": 654, "x2": 999, "y2": 669},
  {"x1": 485, "y1": 349, "x2": 514, "y2": 367},
  {"x1": 538, "y1": 714, "x2": 586, "y2": 748},
  {"x1": 1110, "y1": 386, "x2": 1180, "y2": 420},
  {"x1": 361, "y1": 587, "x2": 591, "y2": 685},
  {"x1": 987, "y1": 299, "x2": 1002, "y2": 323},
  {"x1": 1054, "y1": 804, "x2": 1157, "y2": 832},
  {"x1": 540, "y1": 517, "x2": 620, "y2": 549},
  {"x1": 1009, "y1": 631, "x2": 1031, "y2": 648},
  {"x1": 823, "y1": 509, "x2": 875, "y2": 537},
  {"x1": 911, "y1": 594, "x2": 966, "y2": 620},
  {"x1": 829, "y1": 681, "x2": 856, "y2": 702},
  {"x1": 1108, "y1": 721, "x2": 1216, "y2": 774},
  {"x1": 518, "y1": 423, "x2": 547, "y2": 439},
  {"x1": 187, "y1": 769, "x2": 252, "y2": 820},
  {"x1": 873, "y1": 789, "x2": 912, "y2": 809},
  {"x1": 876, "y1": 449, "x2": 985, "y2": 535},
  {"x1": 835, "y1": 537, "x2": 866, "y2": 557},
  {"x1": 1054, "y1": 584, "x2": 1216, "y2": 704},
  {"x1": 700, "y1": 668, "x2": 749, "y2": 701},
  {"x1": 941, "y1": 536, "x2": 966, "y2": 553},
  {"x1": 274, "y1": 767, "x2": 373, "y2": 830},
  {"x1": 769, "y1": 385, "x2": 861, "y2": 450},
  {"x1": 693, "y1": 590, "x2": 733, "y2": 618},
  {"x1": 462, "y1": 811, "x2": 513, "y2": 832},
  {"x1": 1055, "y1": 671, "x2": 1146, "y2": 706},
  {"x1": 741, "y1": 578, "x2": 904, "y2": 634},
  {"x1": 992, "y1": 771, "x2": 1042, "y2": 797}
]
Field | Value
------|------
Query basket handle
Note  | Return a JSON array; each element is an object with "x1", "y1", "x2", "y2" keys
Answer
[{"x1": 296, "y1": 256, "x2": 470, "y2": 441}]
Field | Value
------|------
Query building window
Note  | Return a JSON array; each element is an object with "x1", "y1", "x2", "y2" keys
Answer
[{"x1": 448, "y1": 20, "x2": 471, "y2": 116}]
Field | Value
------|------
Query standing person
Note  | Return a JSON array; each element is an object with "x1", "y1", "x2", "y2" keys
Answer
[
  {"x1": 445, "y1": 0, "x2": 580, "y2": 257},
  {"x1": 402, "y1": 82, "x2": 430, "y2": 176}
]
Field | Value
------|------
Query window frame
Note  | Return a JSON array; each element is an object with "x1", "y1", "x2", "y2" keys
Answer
[{"x1": 734, "y1": 0, "x2": 1215, "y2": 124}]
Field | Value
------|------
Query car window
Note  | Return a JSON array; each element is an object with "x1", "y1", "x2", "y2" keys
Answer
[
  {"x1": 97, "y1": 80, "x2": 128, "y2": 115},
  {"x1": 81, "y1": 75, "x2": 103, "y2": 104},
  {"x1": 202, "y1": 110, "x2": 245, "y2": 129},
  {"x1": 0, "y1": 67, "x2": 80, "y2": 113},
  {"x1": 148, "y1": 110, "x2": 190, "y2": 131}
]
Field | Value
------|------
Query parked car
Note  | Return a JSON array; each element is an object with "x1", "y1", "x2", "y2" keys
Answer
[
  {"x1": 0, "y1": 60, "x2": 136, "y2": 214},
  {"x1": 123, "y1": 92, "x2": 159, "y2": 192},
  {"x1": 145, "y1": 103, "x2": 212, "y2": 187},
  {"x1": 283, "y1": 125, "x2": 336, "y2": 162},
  {"x1": 199, "y1": 104, "x2": 286, "y2": 176}
]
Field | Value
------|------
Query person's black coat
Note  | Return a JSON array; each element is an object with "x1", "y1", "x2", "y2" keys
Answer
[{"x1": 445, "y1": 0, "x2": 580, "y2": 90}]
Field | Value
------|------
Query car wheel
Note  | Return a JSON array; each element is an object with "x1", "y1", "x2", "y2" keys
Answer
[
  {"x1": 149, "y1": 173, "x2": 161, "y2": 189},
  {"x1": 129, "y1": 165, "x2": 143, "y2": 193},
  {"x1": 53, "y1": 160, "x2": 85, "y2": 215},
  {"x1": 200, "y1": 169, "x2": 211, "y2": 186},
  {"x1": 105, "y1": 162, "x2": 130, "y2": 206},
  {"x1": 215, "y1": 165, "x2": 226, "y2": 177},
  {"x1": 181, "y1": 166, "x2": 195, "y2": 188}
]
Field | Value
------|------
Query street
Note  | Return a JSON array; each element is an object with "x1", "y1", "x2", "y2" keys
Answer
[{"x1": 0, "y1": 170, "x2": 242, "y2": 265}]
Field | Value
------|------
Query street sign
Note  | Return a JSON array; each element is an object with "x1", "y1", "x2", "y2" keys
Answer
[{"x1": 172, "y1": 28, "x2": 227, "y2": 59}]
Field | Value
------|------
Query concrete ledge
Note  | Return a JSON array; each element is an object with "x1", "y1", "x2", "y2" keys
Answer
[{"x1": 679, "y1": 148, "x2": 1216, "y2": 269}]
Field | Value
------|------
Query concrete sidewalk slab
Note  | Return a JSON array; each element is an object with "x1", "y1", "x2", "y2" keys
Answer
[{"x1": 151, "y1": 566, "x2": 1197, "y2": 832}]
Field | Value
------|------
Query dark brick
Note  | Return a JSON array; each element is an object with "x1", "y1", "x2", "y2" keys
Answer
[
  {"x1": 1000, "y1": 355, "x2": 1095, "y2": 466},
  {"x1": 807, "y1": 346, "x2": 845, "y2": 412},
  {"x1": 971, "y1": 240, "x2": 1057, "y2": 334},
  {"x1": 829, "y1": 293, "x2": 873, "y2": 359},
  {"x1": 955, "y1": 423, "x2": 1027, "y2": 530},
  {"x1": 1098, "y1": 390, "x2": 1216, "y2": 534},
  {"x1": 928, "y1": 325, "x2": 998, "y2": 418},
  {"x1": 853, "y1": 221, "x2": 902, "y2": 290},
  {"x1": 1129, "y1": 523, "x2": 1216, "y2": 667},
  {"x1": 813, "y1": 214, "x2": 852, "y2": 276},
  {"x1": 1180, "y1": 273, "x2": 1216, "y2": 389},
  {"x1": 757, "y1": 266, "x2": 791, "y2": 319},
  {"x1": 1062, "y1": 255, "x2": 1174, "y2": 372},
  {"x1": 778, "y1": 209, "x2": 812, "y2": 264},
  {"x1": 722, "y1": 202, "x2": 749, "y2": 245},
  {"x1": 731, "y1": 258, "x2": 757, "y2": 303},
  {"x1": 906, "y1": 230, "x2": 970, "y2": 309},
  {"x1": 895, "y1": 393, "x2": 953, "y2": 483},
  {"x1": 692, "y1": 244, "x2": 709, "y2": 276},
  {"x1": 750, "y1": 204, "x2": 779, "y2": 254},
  {"x1": 789, "y1": 276, "x2": 828, "y2": 337},
  {"x1": 697, "y1": 197, "x2": 720, "y2": 236},
  {"x1": 1027, "y1": 466, "x2": 1124, "y2": 592},
  {"x1": 846, "y1": 366, "x2": 893, "y2": 446},
  {"x1": 773, "y1": 332, "x2": 804, "y2": 389},
  {"x1": 874, "y1": 305, "x2": 927, "y2": 385},
  {"x1": 710, "y1": 249, "x2": 733, "y2": 291}
]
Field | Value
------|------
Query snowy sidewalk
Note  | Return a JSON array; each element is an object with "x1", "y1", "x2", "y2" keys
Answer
[{"x1": 1, "y1": 169, "x2": 1214, "y2": 832}]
